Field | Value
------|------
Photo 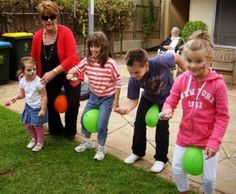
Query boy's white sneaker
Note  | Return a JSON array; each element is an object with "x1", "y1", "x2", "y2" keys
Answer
[
  {"x1": 32, "y1": 143, "x2": 43, "y2": 152},
  {"x1": 75, "y1": 140, "x2": 95, "y2": 153},
  {"x1": 124, "y1": 153, "x2": 140, "y2": 164},
  {"x1": 150, "y1": 161, "x2": 165, "y2": 173},
  {"x1": 26, "y1": 139, "x2": 36, "y2": 149},
  {"x1": 94, "y1": 146, "x2": 106, "y2": 161}
]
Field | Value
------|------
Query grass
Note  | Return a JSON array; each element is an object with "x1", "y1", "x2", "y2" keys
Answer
[{"x1": 0, "y1": 105, "x2": 196, "y2": 194}]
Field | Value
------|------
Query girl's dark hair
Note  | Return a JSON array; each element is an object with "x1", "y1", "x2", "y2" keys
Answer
[
  {"x1": 125, "y1": 48, "x2": 148, "y2": 67},
  {"x1": 86, "y1": 31, "x2": 110, "y2": 67},
  {"x1": 17, "y1": 56, "x2": 37, "y2": 77}
]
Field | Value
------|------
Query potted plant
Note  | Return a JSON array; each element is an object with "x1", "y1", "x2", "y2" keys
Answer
[{"x1": 181, "y1": 20, "x2": 208, "y2": 41}]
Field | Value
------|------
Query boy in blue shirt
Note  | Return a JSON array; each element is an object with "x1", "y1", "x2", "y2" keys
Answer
[{"x1": 115, "y1": 48, "x2": 186, "y2": 172}]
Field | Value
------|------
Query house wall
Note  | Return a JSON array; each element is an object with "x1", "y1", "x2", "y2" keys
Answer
[
  {"x1": 160, "y1": 0, "x2": 170, "y2": 40},
  {"x1": 189, "y1": 0, "x2": 236, "y2": 84},
  {"x1": 161, "y1": 0, "x2": 190, "y2": 41},
  {"x1": 189, "y1": 0, "x2": 215, "y2": 35},
  {"x1": 170, "y1": 0, "x2": 190, "y2": 32}
]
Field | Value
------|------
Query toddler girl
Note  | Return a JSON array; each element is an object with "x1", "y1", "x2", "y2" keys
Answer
[{"x1": 5, "y1": 56, "x2": 48, "y2": 152}]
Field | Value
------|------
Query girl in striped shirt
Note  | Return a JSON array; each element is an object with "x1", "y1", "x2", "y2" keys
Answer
[{"x1": 67, "y1": 31, "x2": 121, "y2": 160}]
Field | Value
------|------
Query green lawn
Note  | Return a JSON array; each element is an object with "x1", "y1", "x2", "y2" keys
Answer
[{"x1": 0, "y1": 106, "x2": 196, "y2": 194}]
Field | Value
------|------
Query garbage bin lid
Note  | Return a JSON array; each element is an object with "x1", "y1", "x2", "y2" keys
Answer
[
  {"x1": 2, "y1": 32, "x2": 33, "y2": 38},
  {"x1": 0, "y1": 41, "x2": 12, "y2": 47}
]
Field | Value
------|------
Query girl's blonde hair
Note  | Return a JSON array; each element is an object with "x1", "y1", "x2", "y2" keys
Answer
[
  {"x1": 17, "y1": 56, "x2": 37, "y2": 77},
  {"x1": 182, "y1": 30, "x2": 214, "y2": 60},
  {"x1": 37, "y1": 0, "x2": 59, "y2": 17}
]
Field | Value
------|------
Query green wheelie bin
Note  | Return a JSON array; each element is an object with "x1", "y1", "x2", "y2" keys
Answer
[{"x1": 2, "y1": 32, "x2": 33, "y2": 80}]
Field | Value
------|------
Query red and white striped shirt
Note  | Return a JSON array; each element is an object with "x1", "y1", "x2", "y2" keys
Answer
[{"x1": 72, "y1": 57, "x2": 121, "y2": 97}]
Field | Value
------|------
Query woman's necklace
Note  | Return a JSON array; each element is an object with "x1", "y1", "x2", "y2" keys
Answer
[
  {"x1": 43, "y1": 44, "x2": 54, "y2": 60},
  {"x1": 43, "y1": 30, "x2": 57, "y2": 61}
]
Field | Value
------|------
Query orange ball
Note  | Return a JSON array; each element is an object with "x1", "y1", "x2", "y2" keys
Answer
[{"x1": 54, "y1": 95, "x2": 68, "y2": 113}]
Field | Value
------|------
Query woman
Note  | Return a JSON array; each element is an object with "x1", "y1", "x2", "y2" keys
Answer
[
  {"x1": 157, "y1": 27, "x2": 185, "y2": 54},
  {"x1": 31, "y1": 0, "x2": 81, "y2": 139}
]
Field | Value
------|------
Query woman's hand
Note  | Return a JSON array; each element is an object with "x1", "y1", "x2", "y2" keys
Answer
[
  {"x1": 66, "y1": 69, "x2": 76, "y2": 80},
  {"x1": 41, "y1": 70, "x2": 56, "y2": 85},
  {"x1": 66, "y1": 73, "x2": 74, "y2": 80}
]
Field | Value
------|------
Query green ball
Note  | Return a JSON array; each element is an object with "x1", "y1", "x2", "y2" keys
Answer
[
  {"x1": 83, "y1": 109, "x2": 99, "y2": 133},
  {"x1": 145, "y1": 105, "x2": 160, "y2": 127},
  {"x1": 182, "y1": 146, "x2": 204, "y2": 176}
]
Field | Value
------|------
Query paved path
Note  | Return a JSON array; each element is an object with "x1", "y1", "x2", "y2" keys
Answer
[{"x1": 0, "y1": 54, "x2": 236, "y2": 194}]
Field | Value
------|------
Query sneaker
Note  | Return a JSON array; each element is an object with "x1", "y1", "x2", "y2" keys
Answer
[
  {"x1": 124, "y1": 153, "x2": 140, "y2": 164},
  {"x1": 26, "y1": 139, "x2": 36, "y2": 149},
  {"x1": 150, "y1": 161, "x2": 165, "y2": 173},
  {"x1": 94, "y1": 146, "x2": 106, "y2": 161},
  {"x1": 32, "y1": 143, "x2": 43, "y2": 152},
  {"x1": 74, "y1": 140, "x2": 95, "y2": 153}
]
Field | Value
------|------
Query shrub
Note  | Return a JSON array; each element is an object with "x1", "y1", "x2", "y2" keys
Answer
[{"x1": 181, "y1": 20, "x2": 208, "y2": 41}]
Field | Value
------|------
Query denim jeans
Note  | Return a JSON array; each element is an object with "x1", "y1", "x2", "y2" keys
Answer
[{"x1": 81, "y1": 92, "x2": 114, "y2": 146}]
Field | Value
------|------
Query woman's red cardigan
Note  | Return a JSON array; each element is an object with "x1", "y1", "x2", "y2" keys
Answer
[{"x1": 31, "y1": 24, "x2": 82, "y2": 86}]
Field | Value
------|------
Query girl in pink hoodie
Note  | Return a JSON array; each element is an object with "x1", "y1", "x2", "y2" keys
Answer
[{"x1": 161, "y1": 31, "x2": 229, "y2": 194}]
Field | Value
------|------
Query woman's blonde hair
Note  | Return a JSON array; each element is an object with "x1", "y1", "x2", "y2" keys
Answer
[
  {"x1": 37, "y1": 0, "x2": 59, "y2": 17},
  {"x1": 182, "y1": 30, "x2": 214, "y2": 60}
]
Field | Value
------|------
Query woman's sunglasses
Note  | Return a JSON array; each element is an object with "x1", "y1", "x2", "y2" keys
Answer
[{"x1": 41, "y1": 15, "x2": 57, "y2": 21}]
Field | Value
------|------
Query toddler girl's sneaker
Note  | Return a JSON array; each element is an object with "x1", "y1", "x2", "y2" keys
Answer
[
  {"x1": 32, "y1": 143, "x2": 43, "y2": 152},
  {"x1": 75, "y1": 140, "x2": 95, "y2": 153},
  {"x1": 26, "y1": 139, "x2": 36, "y2": 149},
  {"x1": 94, "y1": 145, "x2": 106, "y2": 161}
]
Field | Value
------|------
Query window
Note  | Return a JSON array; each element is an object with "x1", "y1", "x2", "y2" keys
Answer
[{"x1": 214, "y1": 0, "x2": 236, "y2": 46}]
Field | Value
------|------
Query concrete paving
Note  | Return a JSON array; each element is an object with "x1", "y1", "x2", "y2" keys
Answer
[{"x1": 0, "y1": 53, "x2": 236, "y2": 194}]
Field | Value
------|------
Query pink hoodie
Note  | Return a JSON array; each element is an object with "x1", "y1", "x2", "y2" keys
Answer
[{"x1": 163, "y1": 69, "x2": 229, "y2": 151}]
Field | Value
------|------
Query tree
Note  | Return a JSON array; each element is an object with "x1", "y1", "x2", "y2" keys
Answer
[
  {"x1": 0, "y1": 0, "x2": 73, "y2": 33},
  {"x1": 1, "y1": 0, "x2": 133, "y2": 54},
  {"x1": 142, "y1": 0, "x2": 158, "y2": 48},
  {"x1": 76, "y1": 0, "x2": 134, "y2": 54}
]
